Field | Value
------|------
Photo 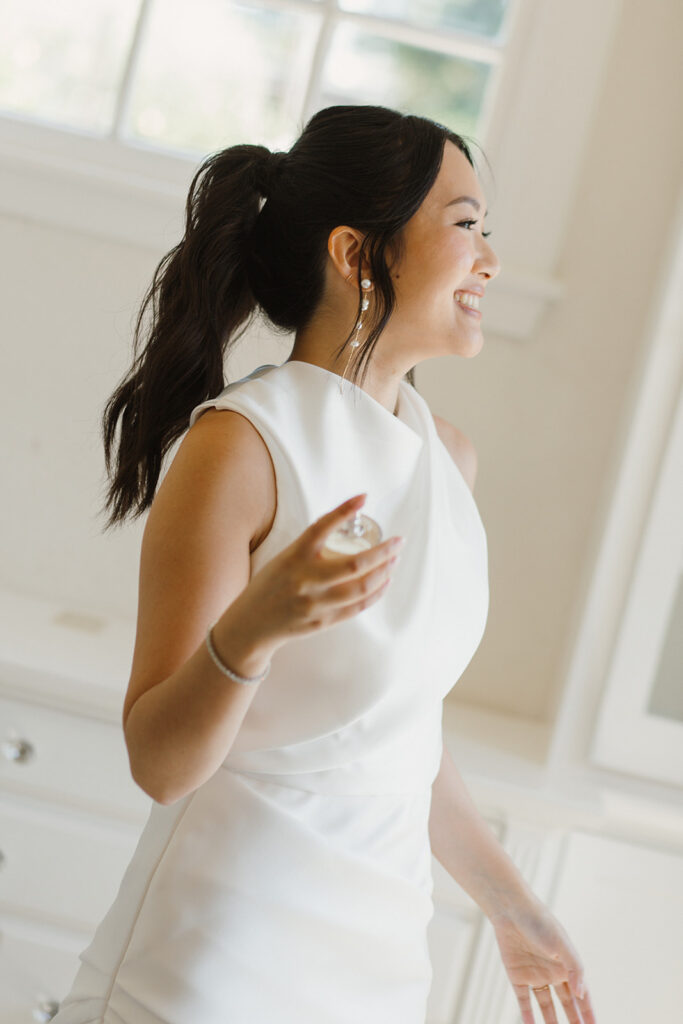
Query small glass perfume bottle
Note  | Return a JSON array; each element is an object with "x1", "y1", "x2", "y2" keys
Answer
[{"x1": 321, "y1": 509, "x2": 383, "y2": 558}]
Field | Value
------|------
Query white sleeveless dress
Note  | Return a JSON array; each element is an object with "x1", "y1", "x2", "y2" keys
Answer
[{"x1": 52, "y1": 359, "x2": 489, "y2": 1024}]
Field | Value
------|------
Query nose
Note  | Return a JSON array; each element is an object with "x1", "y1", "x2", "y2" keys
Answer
[{"x1": 476, "y1": 237, "x2": 501, "y2": 282}]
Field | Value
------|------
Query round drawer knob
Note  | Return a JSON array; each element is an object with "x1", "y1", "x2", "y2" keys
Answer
[
  {"x1": 1, "y1": 737, "x2": 35, "y2": 763},
  {"x1": 33, "y1": 999, "x2": 60, "y2": 1021}
]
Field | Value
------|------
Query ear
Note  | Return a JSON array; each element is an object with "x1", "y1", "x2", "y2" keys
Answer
[{"x1": 327, "y1": 225, "x2": 371, "y2": 287}]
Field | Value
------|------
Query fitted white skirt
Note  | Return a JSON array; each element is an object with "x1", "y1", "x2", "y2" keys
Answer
[{"x1": 53, "y1": 766, "x2": 436, "y2": 1024}]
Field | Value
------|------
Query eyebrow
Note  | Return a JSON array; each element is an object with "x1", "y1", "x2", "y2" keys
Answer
[{"x1": 445, "y1": 195, "x2": 489, "y2": 217}]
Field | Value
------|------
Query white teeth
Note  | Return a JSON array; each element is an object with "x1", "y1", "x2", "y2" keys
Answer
[{"x1": 456, "y1": 291, "x2": 480, "y2": 310}]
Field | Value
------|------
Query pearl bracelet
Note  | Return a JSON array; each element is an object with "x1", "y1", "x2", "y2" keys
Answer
[{"x1": 205, "y1": 623, "x2": 271, "y2": 685}]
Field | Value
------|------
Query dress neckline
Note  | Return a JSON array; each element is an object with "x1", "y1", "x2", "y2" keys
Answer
[
  {"x1": 283, "y1": 359, "x2": 400, "y2": 416},
  {"x1": 267, "y1": 361, "x2": 483, "y2": 532},
  {"x1": 277, "y1": 359, "x2": 423, "y2": 444}
]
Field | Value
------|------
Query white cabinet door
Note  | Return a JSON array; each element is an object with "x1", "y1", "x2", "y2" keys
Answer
[
  {"x1": 435, "y1": 822, "x2": 683, "y2": 1024},
  {"x1": 538, "y1": 829, "x2": 683, "y2": 1024}
]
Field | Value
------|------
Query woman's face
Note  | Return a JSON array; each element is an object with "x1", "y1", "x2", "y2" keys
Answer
[{"x1": 383, "y1": 140, "x2": 500, "y2": 366}]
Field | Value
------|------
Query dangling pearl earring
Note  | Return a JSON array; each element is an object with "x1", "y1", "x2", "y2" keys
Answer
[{"x1": 340, "y1": 277, "x2": 372, "y2": 389}]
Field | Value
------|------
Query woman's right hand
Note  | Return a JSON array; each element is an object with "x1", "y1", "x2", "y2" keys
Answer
[{"x1": 231, "y1": 493, "x2": 406, "y2": 651}]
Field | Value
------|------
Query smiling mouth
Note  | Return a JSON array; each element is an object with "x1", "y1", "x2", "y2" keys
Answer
[{"x1": 455, "y1": 293, "x2": 482, "y2": 318}]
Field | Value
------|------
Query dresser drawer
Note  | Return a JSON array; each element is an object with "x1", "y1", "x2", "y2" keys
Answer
[
  {"x1": 0, "y1": 695, "x2": 150, "y2": 822},
  {"x1": 0, "y1": 796, "x2": 142, "y2": 932},
  {"x1": 0, "y1": 919, "x2": 83, "y2": 1023}
]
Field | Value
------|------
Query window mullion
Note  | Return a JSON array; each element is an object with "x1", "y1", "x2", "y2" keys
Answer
[
  {"x1": 299, "y1": 0, "x2": 339, "y2": 128},
  {"x1": 109, "y1": 0, "x2": 155, "y2": 142}
]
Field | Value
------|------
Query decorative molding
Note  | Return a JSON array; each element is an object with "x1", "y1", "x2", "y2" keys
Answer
[
  {"x1": 0, "y1": 116, "x2": 189, "y2": 252},
  {"x1": 441, "y1": 699, "x2": 683, "y2": 850}
]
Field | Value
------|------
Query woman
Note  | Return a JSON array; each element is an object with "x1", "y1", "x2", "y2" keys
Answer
[{"x1": 53, "y1": 105, "x2": 596, "y2": 1024}]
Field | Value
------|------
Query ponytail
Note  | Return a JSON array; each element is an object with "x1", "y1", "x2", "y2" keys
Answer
[{"x1": 100, "y1": 144, "x2": 278, "y2": 530}]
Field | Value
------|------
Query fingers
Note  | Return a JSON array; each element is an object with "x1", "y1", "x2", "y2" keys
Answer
[
  {"x1": 515, "y1": 984, "x2": 560, "y2": 1024},
  {"x1": 513, "y1": 984, "x2": 538, "y2": 1024},
  {"x1": 307, "y1": 493, "x2": 367, "y2": 552},
  {"x1": 306, "y1": 494, "x2": 405, "y2": 583},
  {"x1": 555, "y1": 981, "x2": 584, "y2": 1023},
  {"x1": 330, "y1": 570, "x2": 394, "y2": 621},
  {"x1": 516, "y1": 982, "x2": 594, "y2": 1024},
  {"x1": 318, "y1": 532, "x2": 405, "y2": 582},
  {"x1": 530, "y1": 985, "x2": 559, "y2": 1024},
  {"x1": 567, "y1": 968, "x2": 586, "y2": 1004},
  {"x1": 574, "y1": 983, "x2": 597, "y2": 1024},
  {"x1": 565, "y1": 955, "x2": 595, "y2": 1021},
  {"x1": 298, "y1": 494, "x2": 406, "y2": 620}
]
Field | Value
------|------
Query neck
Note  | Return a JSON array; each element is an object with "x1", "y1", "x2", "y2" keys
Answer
[{"x1": 285, "y1": 343, "x2": 404, "y2": 417}]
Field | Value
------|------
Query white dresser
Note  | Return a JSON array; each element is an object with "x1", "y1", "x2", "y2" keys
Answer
[{"x1": 0, "y1": 592, "x2": 151, "y2": 1023}]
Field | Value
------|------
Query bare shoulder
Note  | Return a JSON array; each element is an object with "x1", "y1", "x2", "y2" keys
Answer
[
  {"x1": 187, "y1": 406, "x2": 277, "y2": 550},
  {"x1": 432, "y1": 413, "x2": 478, "y2": 495}
]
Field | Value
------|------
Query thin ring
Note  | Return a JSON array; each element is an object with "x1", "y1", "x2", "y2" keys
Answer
[{"x1": 532, "y1": 985, "x2": 551, "y2": 991}]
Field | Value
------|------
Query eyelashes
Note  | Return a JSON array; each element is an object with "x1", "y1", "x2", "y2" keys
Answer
[{"x1": 457, "y1": 219, "x2": 492, "y2": 239}]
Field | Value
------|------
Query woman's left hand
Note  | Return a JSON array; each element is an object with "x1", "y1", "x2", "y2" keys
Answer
[{"x1": 489, "y1": 891, "x2": 597, "y2": 1023}]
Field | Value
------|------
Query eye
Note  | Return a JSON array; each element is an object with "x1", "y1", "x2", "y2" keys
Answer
[{"x1": 457, "y1": 219, "x2": 492, "y2": 239}]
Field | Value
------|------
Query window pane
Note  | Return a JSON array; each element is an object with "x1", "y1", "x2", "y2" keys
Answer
[
  {"x1": 0, "y1": 0, "x2": 141, "y2": 133},
  {"x1": 317, "y1": 22, "x2": 490, "y2": 138},
  {"x1": 339, "y1": 0, "x2": 511, "y2": 39},
  {"x1": 126, "y1": 0, "x2": 322, "y2": 154}
]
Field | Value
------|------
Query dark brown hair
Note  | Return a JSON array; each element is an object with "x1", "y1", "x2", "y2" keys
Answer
[{"x1": 100, "y1": 104, "x2": 481, "y2": 530}]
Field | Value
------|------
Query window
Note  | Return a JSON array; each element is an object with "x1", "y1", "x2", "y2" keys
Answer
[
  {"x1": 0, "y1": 0, "x2": 140, "y2": 134},
  {"x1": 0, "y1": 0, "x2": 515, "y2": 155},
  {"x1": 0, "y1": 0, "x2": 622, "y2": 340}
]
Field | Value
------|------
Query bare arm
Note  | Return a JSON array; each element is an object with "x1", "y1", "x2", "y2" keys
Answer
[
  {"x1": 427, "y1": 426, "x2": 525, "y2": 913},
  {"x1": 122, "y1": 408, "x2": 278, "y2": 806},
  {"x1": 123, "y1": 599, "x2": 276, "y2": 806},
  {"x1": 429, "y1": 742, "x2": 533, "y2": 921}
]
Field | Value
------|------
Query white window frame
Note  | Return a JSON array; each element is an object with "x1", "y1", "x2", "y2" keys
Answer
[
  {"x1": 0, "y1": 0, "x2": 621, "y2": 340},
  {"x1": 588, "y1": 197, "x2": 683, "y2": 786},
  {"x1": 544, "y1": 182, "x2": 683, "y2": 792}
]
